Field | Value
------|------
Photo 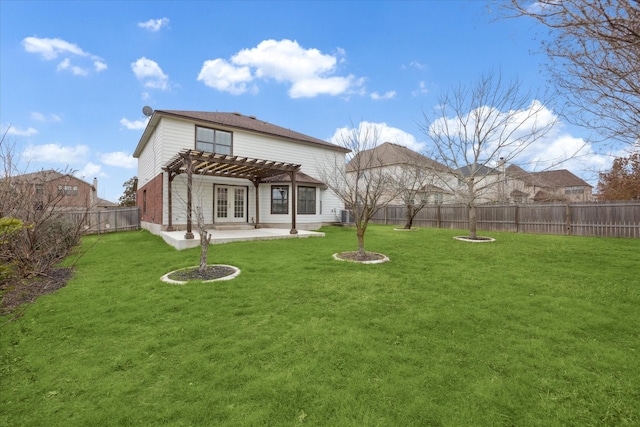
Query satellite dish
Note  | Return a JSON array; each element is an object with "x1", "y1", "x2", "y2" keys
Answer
[{"x1": 142, "y1": 106, "x2": 154, "y2": 117}]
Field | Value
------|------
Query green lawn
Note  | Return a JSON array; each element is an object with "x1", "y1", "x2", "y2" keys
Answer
[{"x1": 1, "y1": 226, "x2": 639, "y2": 426}]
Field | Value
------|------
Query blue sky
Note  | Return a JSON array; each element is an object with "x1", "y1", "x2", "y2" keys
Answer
[{"x1": 1, "y1": 1, "x2": 615, "y2": 202}]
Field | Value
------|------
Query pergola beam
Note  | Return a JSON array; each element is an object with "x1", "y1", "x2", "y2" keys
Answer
[{"x1": 162, "y1": 149, "x2": 302, "y2": 239}]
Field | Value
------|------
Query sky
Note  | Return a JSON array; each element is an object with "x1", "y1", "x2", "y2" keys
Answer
[{"x1": 0, "y1": 0, "x2": 619, "y2": 203}]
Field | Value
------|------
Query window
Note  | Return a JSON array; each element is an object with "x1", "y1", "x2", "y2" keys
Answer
[
  {"x1": 271, "y1": 186, "x2": 288, "y2": 214},
  {"x1": 35, "y1": 184, "x2": 44, "y2": 194},
  {"x1": 565, "y1": 186, "x2": 584, "y2": 194},
  {"x1": 298, "y1": 186, "x2": 316, "y2": 214},
  {"x1": 196, "y1": 126, "x2": 232, "y2": 155},
  {"x1": 58, "y1": 185, "x2": 78, "y2": 196}
]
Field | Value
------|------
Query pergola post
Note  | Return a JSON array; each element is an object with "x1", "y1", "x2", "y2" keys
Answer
[
  {"x1": 290, "y1": 171, "x2": 298, "y2": 234},
  {"x1": 166, "y1": 172, "x2": 175, "y2": 231},
  {"x1": 253, "y1": 179, "x2": 261, "y2": 228},
  {"x1": 184, "y1": 155, "x2": 194, "y2": 239}
]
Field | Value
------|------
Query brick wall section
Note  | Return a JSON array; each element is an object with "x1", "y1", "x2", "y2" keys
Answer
[
  {"x1": 45, "y1": 176, "x2": 94, "y2": 208},
  {"x1": 137, "y1": 173, "x2": 163, "y2": 225}
]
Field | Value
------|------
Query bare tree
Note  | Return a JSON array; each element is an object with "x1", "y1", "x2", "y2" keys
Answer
[
  {"x1": 419, "y1": 70, "x2": 558, "y2": 239},
  {"x1": 320, "y1": 123, "x2": 399, "y2": 257},
  {"x1": 0, "y1": 127, "x2": 85, "y2": 283},
  {"x1": 390, "y1": 148, "x2": 444, "y2": 229},
  {"x1": 504, "y1": 0, "x2": 640, "y2": 146}
]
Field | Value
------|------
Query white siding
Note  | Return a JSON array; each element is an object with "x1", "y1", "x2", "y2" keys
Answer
[{"x1": 137, "y1": 115, "x2": 346, "y2": 228}]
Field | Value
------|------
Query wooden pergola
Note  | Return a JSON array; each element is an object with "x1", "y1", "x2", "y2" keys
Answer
[{"x1": 163, "y1": 149, "x2": 301, "y2": 239}]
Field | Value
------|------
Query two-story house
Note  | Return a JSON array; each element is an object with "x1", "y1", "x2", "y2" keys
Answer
[{"x1": 133, "y1": 110, "x2": 350, "y2": 238}]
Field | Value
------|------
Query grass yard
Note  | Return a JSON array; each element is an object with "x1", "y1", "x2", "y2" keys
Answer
[{"x1": 1, "y1": 225, "x2": 639, "y2": 426}]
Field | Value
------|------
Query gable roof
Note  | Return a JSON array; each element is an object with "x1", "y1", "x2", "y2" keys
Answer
[
  {"x1": 456, "y1": 163, "x2": 500, "y2": 177},
  {"x1": 532, "y1": 169, "x2": 592, "y2": 188},
  {"x1": 8, "y1": 169, "x2": 94, "y2": 187},
  {"x1": 346, "y1": 142, "x2": 445, "y2": 172},
  {"x1": 134, "y1": 110, "x2": 349, "y2": 157},
  {"x1": 506, "y1": 165, "x2": 592, "y2": 189}
]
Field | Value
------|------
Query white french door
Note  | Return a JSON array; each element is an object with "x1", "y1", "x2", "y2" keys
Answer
[{"x1": 214, "y1": 185, "x2": 247, "y2": 223}]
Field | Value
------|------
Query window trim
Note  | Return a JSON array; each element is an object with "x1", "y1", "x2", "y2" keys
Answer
[
  {"x1": 297, "y1": 186, "x2": 316, "y2": 215},
  {"x1": 195, "y1": 125, "x2": 233, "y2": 155},
  {"x1": 271, "y1": 185, "x2": 289, "y2": 215}
]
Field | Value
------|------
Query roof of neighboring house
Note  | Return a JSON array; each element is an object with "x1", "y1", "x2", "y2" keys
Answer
[
  {"x1": 506, "y1": 165, "x2": 592, "y2": 189},
  {"x1": 346, "y1": 142, "x2": 445, "y2": 172},
  {"x1": 134, "y1": 110, "x2": 350, "y2": 157},
  {"x1": 533, "y1": 169, "x2": 592, "y2": 188},
  {"x1": 8, "y1": 169, "x2": 93, "y2": 187},
  {"x1": 96, "y1": 198, "x2": 119, "y2": 208},
  {"x1": 456, "y1": 163, "x2": 500, "y2": 177}
]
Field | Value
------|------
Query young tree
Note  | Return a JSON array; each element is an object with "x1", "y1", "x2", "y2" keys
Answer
[
  {"x1": 504, "y1": 0, "x2": 640, "y2": 146},
  {"x1": 419, "y1": 70, "x2": 557, "y2": 239},
  {"x1": 390, "y1": 148, "x2": 445, "y2": 229},
  {"x1": 119, "y1": 176, "x2": 137, "y2": 207},
  {"x1": 597, "y1": 152, "x2": 640, "y2": 200},
  {"x1": 320, "y1": 123, "x2": 399, "y2": 258}
]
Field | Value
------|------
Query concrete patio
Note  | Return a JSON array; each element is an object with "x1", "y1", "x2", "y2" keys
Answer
[{"x1": 160, "y1": 228, "x2": 325, "y2": 250}]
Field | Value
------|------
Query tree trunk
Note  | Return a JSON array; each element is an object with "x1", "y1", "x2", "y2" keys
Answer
[
  {"x1": 356, "y1": 225, "x2": 366, "y2": 256},
  {"x1": 199, "y1": 230, "x2": 211, "y2": 272},
  {"x1": 468, "y1": 204, "x2": 477, "y2": 239},
  {"x1": 404, "y1": 205, "x2": 413, "y2": 229}
]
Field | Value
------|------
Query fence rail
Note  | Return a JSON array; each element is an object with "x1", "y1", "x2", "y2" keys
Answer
[
  {"x1": 61, "y1": 207, "x2": 140, "y2": 234},
  {"x1": 369, "y1": 201, "x2": 640, "y2": 238}
]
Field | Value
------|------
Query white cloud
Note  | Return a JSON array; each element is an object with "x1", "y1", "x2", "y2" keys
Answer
[
  {"x1": 330, "y1": 121, "x2": 425, "y2": 153},
  {"x1": 57, "y1": 58, "x2": 89, "y2": 76},
  {"x1": 138, "y1": 17, "x2": 170, "y2": 32},
  {"x1": 120, "y1": 117, "x2": 149, "y2": 130},
  {"x1": 5, "y1": 125, "x2": 38, "y2": 137},
  {"x1": 22, "y1": 36, "x2": 107, "y2": 75},
  {"x1": 289, "y1": 76, "x2": 354, "y2": 98},
  {"x1": 76, "y1": 162, "x2": 104, "y2": 180},
  {"x1": 197, "y1": 59, "x2": 253, "y2": 95},
  {"x1": 99, "y1": 151, "x2": 137, "y2": 169},
  {"x1": 30, "y1": 112, "x2": 61, "y2": 122},
  {"x1": 370, "y1": 91, "x2": 396, "y2": 100},
  {"x1": 22, "y1": 143, "x2": 89, "y2": 163},
  {"x1": 22, "y1": 36, "x2": 86, "y2": 60},
  {"x1": 412, "y1": 81, "x2": 429, "y2": 96},
  {"x1": 131, "y1": 57, "x2": 169, "y2": 90},
  {"x1": 198, "y1": 39, "x2": 363, "y2": 98}
]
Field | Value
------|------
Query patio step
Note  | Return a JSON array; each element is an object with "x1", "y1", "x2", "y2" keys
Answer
[{"x1": 212, "y1": 224, "x2": 255, "y2": 231}]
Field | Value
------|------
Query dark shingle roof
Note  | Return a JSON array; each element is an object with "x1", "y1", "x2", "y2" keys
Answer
[
  {"x1": 156, "y1": 110, "x2": 349, "y2": 152},
  {"x1": 346, "y1": 142, "x2": 445, "y2": 172}
]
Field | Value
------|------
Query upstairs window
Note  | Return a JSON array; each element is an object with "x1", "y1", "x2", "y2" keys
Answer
[
  {"x1": 196, "y1": 126, "x2": 232, "y2": 155},
  {"x1": 58, "y1": 185, "x2": 78, "y2": 196}
]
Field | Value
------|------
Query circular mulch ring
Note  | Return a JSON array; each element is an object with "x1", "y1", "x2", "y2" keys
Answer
[
  {"x1": 161, "y1": 264, "x2": 240, "y2": 284},
  {"x1": 333, "y1": 251, "x2": 390, "y2": 264},
  {"x1": 453, "y1": 236, "x2": 495, "y2": 243}
]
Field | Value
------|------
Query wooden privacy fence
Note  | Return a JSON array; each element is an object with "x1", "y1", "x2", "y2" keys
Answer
[
  {"x1": 61, "y1": 207, "x2": 140, "y2": 234},
  {"x1": 370, "y1": 201, "x2": 640, "y2": 238}
]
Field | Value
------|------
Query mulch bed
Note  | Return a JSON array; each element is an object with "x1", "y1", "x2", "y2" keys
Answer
[
  {"x1": 167, "y1": 265, "x2": 237, "y2": 282},
  {"x1": 1, "y1": 267, "x2": 73, "y2": 316},
  {"x1": 335, "y1": 251, "x2": 386, "y2": 262}
]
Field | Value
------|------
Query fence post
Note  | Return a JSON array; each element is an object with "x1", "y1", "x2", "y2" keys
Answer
[
  {"x1": 437, "y1": 205, "x2": 441, "y2": 228},
  {"x1": 565, "y1": 204, "x2": 571, "y2": 236},
  {"x1": 514, "y1": 205, "x2": 519, "y2": 233}
]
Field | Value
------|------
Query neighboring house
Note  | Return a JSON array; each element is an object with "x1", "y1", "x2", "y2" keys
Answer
[
  {"x1": 4, "y1": 170, "x2": 103, "y2": 210},
  {"x1": 345, "y1": 142, "x2": 452, "y2": 205},
  {"x1": 506, "y1": 165, "x2": 594, "y2": 203},
  {"x1": 133, "y1": 110, "x2": 350, "y2": 237}
]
